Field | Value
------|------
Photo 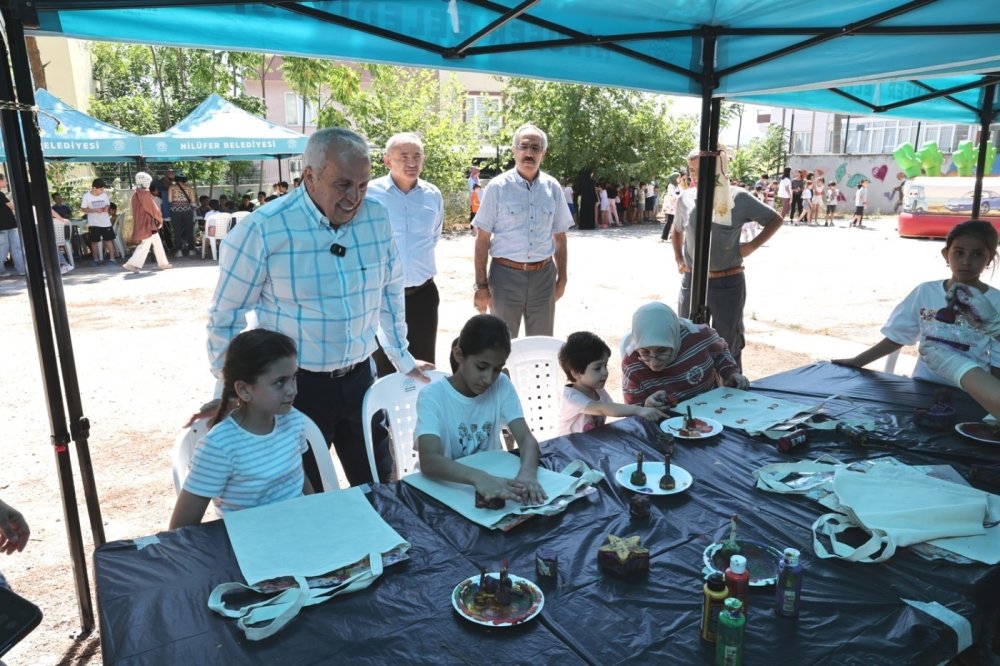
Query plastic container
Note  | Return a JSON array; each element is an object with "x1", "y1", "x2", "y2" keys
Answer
[
  {"x1": 775, "y1": 547, "x2": 803, "y2": 618},
  {"x1": 715, "y1": 597, "x2": 746, "y2": 665},
  {"x1": 701, "y1": 572, "x2": 729, "y2": 642},
  {"x1": 725, "y1": 554, "x2": 750, "y2": 615}
]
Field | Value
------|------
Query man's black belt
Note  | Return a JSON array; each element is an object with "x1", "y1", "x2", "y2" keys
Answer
[
  {"x1": 405, "y1": 277, "x2": 434, "y2": 296},
  {"x1": 299, "y1": 360, "x2": 366, "y2": 379}
]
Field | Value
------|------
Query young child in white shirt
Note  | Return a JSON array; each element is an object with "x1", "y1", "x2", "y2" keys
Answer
[
  {"x1": 415, "y1": 315, "x2": 547, "y2": 506},
  {"x1": 557, "y1": 331, "x2": 669, "y2": 436}
]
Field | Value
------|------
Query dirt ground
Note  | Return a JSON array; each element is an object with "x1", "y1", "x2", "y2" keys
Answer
[{"x1": 1, "y1": 213, "x2": 995, "y2": 664}]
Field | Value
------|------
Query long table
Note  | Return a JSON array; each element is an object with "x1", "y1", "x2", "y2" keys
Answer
[{"x1": 95, "y1": 362, "x2": 999, "y2": 664}]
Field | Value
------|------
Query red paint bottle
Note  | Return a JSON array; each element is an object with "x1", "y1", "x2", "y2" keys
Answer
[{"x1": 725, "y1": 554, "x2": 750, "y2": 616}]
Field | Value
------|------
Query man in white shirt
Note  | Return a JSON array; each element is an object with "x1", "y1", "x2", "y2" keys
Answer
[
  {"x1": 206, "y1": 127, "x2": 430, "y2": 488},
  {"x1": 368, "y1": 132, "x2": 445, "y2": 375},
  {"x1": 473, "y1": 123, "x2": 572, "y2": 337}
]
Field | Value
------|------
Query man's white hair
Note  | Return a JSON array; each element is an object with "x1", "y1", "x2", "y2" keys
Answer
[
  {"x1": 384, "y1": 132, "x2": 424, "y2": 154},
  {"x1": 512, "y1": 123, "x2": 548, "y2": 151},
  {"x1": 303, "y1": 127, "x2": 370, "y2": 172}
]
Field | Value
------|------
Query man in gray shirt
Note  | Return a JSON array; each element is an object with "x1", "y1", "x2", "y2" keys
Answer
[{"x1": 671, "y1": 147, "x2": 783, "y2": 369}]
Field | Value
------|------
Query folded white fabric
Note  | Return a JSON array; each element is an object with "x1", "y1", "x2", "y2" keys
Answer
[
  {"x1": 209, "y1": 488, "x2": 410, "y2": 639},
  {"x1": 403, "y1": 450, "x2": 604, "y2": 529},
  {"x1": 813, "y1": 465, "x2": 990, "y2": 563}
]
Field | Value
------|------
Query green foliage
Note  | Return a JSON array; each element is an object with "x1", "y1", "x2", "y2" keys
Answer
[
  {"x1": 728, "y1": 124, "x2": 788, "y2": 183},
  {"x1": 314, "y1": 64, "x2": 479, "y2": 193},
  {"x1": 499, "y1": 79, "x2": 696, "y2": 183}
]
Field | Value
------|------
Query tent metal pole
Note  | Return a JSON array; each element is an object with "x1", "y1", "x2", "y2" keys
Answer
[
  {"x1": 0, "y1": 9, "x2": 95, "y2": 631},
  {"x1": 971, "y1": 84, "x2": 996, "y2": 219},
  {"x1": 690, "y1": 29, "x2": 719, "y2": 326}
]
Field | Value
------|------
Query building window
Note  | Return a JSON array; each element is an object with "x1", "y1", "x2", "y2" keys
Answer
[
  {"x1": 283, "y1": 92, "x2": 317, "y2": 127},
  {"x1": 792, "y1": 131, "x2": 812, "y2": 154},
  {"x1": 465, "y1": 94, "x2": 502, "y2": 136}
]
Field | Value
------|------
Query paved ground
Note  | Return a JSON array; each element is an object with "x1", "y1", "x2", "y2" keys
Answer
[{"x1": 1, "y1": 212, "x2": 993, "y2": 664}]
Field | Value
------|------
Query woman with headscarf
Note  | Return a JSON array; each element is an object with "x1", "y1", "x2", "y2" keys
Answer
[
  {"x1": 123, "y1": 171, "x2": 173, "y2": 273},
  {"x1": 620, "y1": 302, "x2": 749, "y2": 408}
]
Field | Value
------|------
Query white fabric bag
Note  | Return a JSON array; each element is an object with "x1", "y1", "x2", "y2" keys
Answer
[
  {"x1": 812, "y1": 466, "x2": 989, "y2": 563},
  {"x1": 208, "y1": 487, "x2": 410, "y2": 639},
  {"x1": 403, "y1": 450, "x2": 604, "y2": 529}
]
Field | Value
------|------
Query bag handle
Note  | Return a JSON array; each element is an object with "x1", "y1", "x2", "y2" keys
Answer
[
  {"x1": 208, "y1": 551, "x2": 385, "y2": 640},
  {"x1": 812, "y1": 512, "x2": 896, "y2": 563}
]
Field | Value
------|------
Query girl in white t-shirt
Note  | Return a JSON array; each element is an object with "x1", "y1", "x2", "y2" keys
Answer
[
  {"x1": 797, "y1": 180, "x2": 813, "y2": 224},
  {"x1": 170, "y1": 329, "x2": 310, "y2": 529},
  {"x1": 833, "y1": 220, "x2": 1000, "y2": 385},
  {"x1": 557, "y1": 331, "x2": 668, "y2": 436},
  {"x1": 416, "y1": 315, "x2": 547, "y2": 505}
]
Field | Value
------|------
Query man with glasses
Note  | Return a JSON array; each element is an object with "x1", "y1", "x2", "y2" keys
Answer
[
  {"x1": 206, "y1": 127, "x2": 429, "y2": 490},
  {"x1": 368, "y1": 132, "x2": 444, "y2": 375},
  {"x1": 473, "y1": 123, "x2": 572, "y2": 337}
]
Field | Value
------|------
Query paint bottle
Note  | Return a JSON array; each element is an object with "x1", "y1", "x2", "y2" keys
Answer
[
  {"x1": 777, "y1": 428, "x2": 808, "y2": 453},
  {"x1": 724, "y1": 554, "x2": 750, "y2": 616},
  {"x1": 836, "y1": 423, "x2": 870, "y2": 447},
  {"x1": 775, "y1": 548, "x2": 804, "y2": 618},
  {"x1": 715, "y1": 597, "x2": 746, "y2": 666},
  {"x1": 700, "y1": 572, "x2": 730, "y2": 642}
]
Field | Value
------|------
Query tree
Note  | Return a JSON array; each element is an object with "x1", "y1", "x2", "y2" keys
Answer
[
  {"x1": 330, "y1": 65, "x2": 479, "y2": 192},
  {"x1": 88, "y1": 42, "x2": 267, "y2": 191},
  {"x1": 500, "y1": 78, "x2": 696, "y2": 183},
  {"x1": 728, "y1": 124, "x2": 789, "y2": 184}
]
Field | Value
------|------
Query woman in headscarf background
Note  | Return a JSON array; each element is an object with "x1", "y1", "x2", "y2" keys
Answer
[
  {"x1": 621, "y1": 301, "x2": 749, "y2": 409},
  {"x1": 123, "y1": 171, "x2": 173, "y2": 273}
]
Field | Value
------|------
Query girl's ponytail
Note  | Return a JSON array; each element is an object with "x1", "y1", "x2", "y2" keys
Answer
[{"x1": 211, "y1": 386, "x2": 235, "y2": 428}]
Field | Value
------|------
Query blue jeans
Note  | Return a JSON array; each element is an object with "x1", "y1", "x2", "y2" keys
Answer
[{"x1": 0, "y1": 228, "x2": 25, "y2": 274}]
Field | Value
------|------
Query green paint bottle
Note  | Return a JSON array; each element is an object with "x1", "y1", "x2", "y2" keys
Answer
[{"x1": 715, "y1": 597, "x2": 745, "y2": 666}]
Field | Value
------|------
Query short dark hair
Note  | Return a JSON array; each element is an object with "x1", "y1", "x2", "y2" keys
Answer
[
  {"x1": 92, "y1": 178, "x2": 106, "y2": 189},
  {"x1": 559, "y1": 331, "x2": 611, "y2": 381}
]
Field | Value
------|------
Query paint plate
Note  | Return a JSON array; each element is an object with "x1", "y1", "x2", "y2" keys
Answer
[
  {"x1": 660, "y1": 416, "x2": 723, "y2": 440},
  {"x1": 615, "y1": 462, "x2": 693, "y2": 496},
  {"x1": 452, "y1": 573, "x2": 544, "y2": 627},
  {"x1": 955, "y1": 421, "x2": 1000, "y2": 445},
  {"x1": 703, "y1": 540, "x2": 783, "y2": 587}
]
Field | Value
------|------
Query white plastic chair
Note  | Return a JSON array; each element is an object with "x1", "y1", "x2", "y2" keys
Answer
[
  {"x1": 201, "y1": 213, "x2": 232, "y2": 260},
  {"x1": 52, "y1": 220, "x2": 74, "y2": 268},
  {"x1": 172, "y1": 412, "x2": 339, "y2": 499},
  {"x1": 111, "y1": 212, "x2": 127, "y2": 260},
  {"x1": 505, "y1": 335, "x2": 566, "y2": 442},
  {"x1": 362, "y1": 369, "x2": 449, "y2": 483}
]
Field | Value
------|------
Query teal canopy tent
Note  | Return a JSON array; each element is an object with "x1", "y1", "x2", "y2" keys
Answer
[
  {"x1": 0, "y1": 87, "x2": 142, "y2": 161},
  {"x1": 141, "y1": 93, "x2": 307, "y2": 161},
  {"x1": 5, "y1": 0, "x2": 1000, "y2": 632}
]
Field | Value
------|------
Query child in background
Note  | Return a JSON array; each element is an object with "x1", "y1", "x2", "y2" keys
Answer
[
  {"x1": 597, "y1": 184, "x2": 610, "y2": 229},
  {"x1": 558, "y1": 331, "x2": 669, "y2": 435},
  {"x1": 469, "y1": 183, "x2": 481, "y2": 231},
  {"x1": 833, "y1": 220, "x2": 1000, "y2": 385},
  {"x1": 811, "y1": 177, "x2": 824, "y2": 223},
  {"x1": 825, "y1": 182, "x2": 838, "y2": 226},
  {"x1": 622, "y1": 302, "x2": 749, "y2": 408},
  {"x1": 850, "y1": 179, "x2": 869, "y2": 227},
  {"x1": 797, "y1": 180, "x2": 813, "y2": 224},
  {"x1": 170, "y1": 329, "x2": 311, "y2": 529},
  {"x1": 416, "y1": 315, "x2": 547, "y2": 506}
]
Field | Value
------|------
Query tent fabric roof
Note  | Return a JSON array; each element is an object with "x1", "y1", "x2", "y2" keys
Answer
[
  {"x1": 30, "y1": 0, "x2": 1000, "y2": 123},
  {"x1": 141, "y1": 93, "x2": 308, "y2": 160},
  {"x1": 1, "y1": 88, "x2": 143, "y2": 161}
]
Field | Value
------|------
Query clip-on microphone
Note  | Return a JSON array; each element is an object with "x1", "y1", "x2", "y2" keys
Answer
[{"x1": 330, "y1": 243, "x2": 347, "y2": 257}]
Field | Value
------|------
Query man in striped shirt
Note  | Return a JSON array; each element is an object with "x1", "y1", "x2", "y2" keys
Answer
[{"x1": 207, "y1": 127, "x2": 429, "y2": 488}]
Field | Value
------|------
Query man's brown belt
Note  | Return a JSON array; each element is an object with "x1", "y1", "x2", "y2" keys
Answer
[
  {"x1": 708, "y1": 265, "x2": 745, "y2": 279},
  {"x1": 492, "y1": 257, "x2": 551, "y2": 272}
]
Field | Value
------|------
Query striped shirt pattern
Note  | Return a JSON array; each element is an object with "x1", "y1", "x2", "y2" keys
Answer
[
  {"x1": 207, "y1": 185, "x2": 414, "y2": 376},
  {"x1": 621, "y1": 324, "x2": 739, "y2": 405},
  {"x1": 183, "y1": 408, "x2": 308, "y2": 513}
]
